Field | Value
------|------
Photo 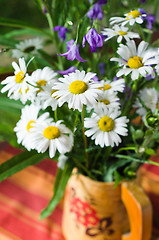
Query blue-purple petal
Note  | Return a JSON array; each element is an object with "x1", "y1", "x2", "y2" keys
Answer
[{"x1": 56, "y1": 66, "x2": 77, "y2": 75}]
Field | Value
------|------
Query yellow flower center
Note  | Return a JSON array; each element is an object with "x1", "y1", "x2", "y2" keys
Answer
[
  {"x1": 37, "y1": 80, "x2": 47, "y2": 86},
  {"x1": 127, "y1": 10, "x2": 141, "y2": 20},
  {"x1": 98, "y1": 116, "x2": 114, "y2": 132},
  {"x1": 98, "y1": 84, "x2": 111, "y2": 91},
  {"x1": 37, "y1": 89, "x2": 43, "y2": 94},
  {"x1": 99, "y1": 99, "x2": 110, "y2": 105},
  {"x1": 69, "y1": 80, "x2": 88, "y2": 94},
  {"x1": 19, "y1": 87, "x2": 29, "y2": 94},
  {"x1": 43, "y1": 126, "x2": 60, "y2": 139},
  {"x1": 51, "y1": 90, "x2": 59, "y2": 99},
  {"x1": 15, "y1": 71, "x2": 25, "y2": 83},
  {"x1": 118, "y1": 31, "x2": 127, "y2": 35},
  {"x1": 127, "y1": 56, "x2": 143, "y2": 69},
  {"x1": 27, "y1": 120, "x2": 35, "y2": 132}
]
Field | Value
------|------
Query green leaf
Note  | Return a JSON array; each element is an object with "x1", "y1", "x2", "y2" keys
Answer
[
  {"x1": 145, "y1": 148, "x2": 156, "y2": 155},
  {"x1": 40, "y1": 160, "x2": 73, "y2": 219},
  {"x1": 114, "y1": 171, "x2": 126, "y2": 187},
  {"x1": 113, "y1": 154, "x2": 159, "y2": 167},
  {"x1": 4, "y1": 29, "x2": 49, "y2": 38},
  {"x1": 117, "y1": 146, "x2": 136, "y2": 153},
  {"x1": 0, "y1": 66, "x2": 13, "y2": 74},
  {"x1": 0, "y1": 150, "x2": 48, "y2": 182},
  {"x1": 152, "y1": 38, "x2": 159, "y2": 47},
  {"x1": 0, "y1": 96, "x2": 23, "y2": 113},
  {"x1": 0, "y1": 35, "x2": 18, "y2": 47},
  {"x1": 0, "y1": 17, "x2": 50, "y2": 36},
  {"x1": 0, "y1": 107, "x2": 20, "y2": 147},
  {"x1": 103, "y1": 157, "x2": 132, "y2": 182}
]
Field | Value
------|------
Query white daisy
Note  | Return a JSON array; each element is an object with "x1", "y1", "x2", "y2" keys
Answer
[
  {"x1": 9, "y1": 80, "x2": 38, "y2": 104},
  {"x1": 84, "y1": 108, "x2": 129, "y2": 147},
  {"x1": 32, "y1": 120, "x2": 73, "y2": 158},
  {"x1": 111, "y1": 40, "x2": 158, "y2": 80},
  {"x1": 101, "y1": 25, "x2": 140, "y2": 43},
  {"x1": 57, "y1": 154, "x2": 68, "y2": 170},
  {"x1": 12, "y1": 38, "x2": 43, "y2": 59},
  {"x1": 1, "y1": 58, "x2": 29, "y2": 97},
  {"x1": 14, "y1": 103, "x2": 49, "y2": 151},
  {"x1": 52, "y1": 70, "x2": 102, "y2": 112},
  {"x1": 98, "y1": 79, "x2": 125, "y2": 93},
  {"x1": 110, "y1": 9, "x2": 146, "y2": 26},
  {"x1": 38, "y1": 81, "x2": 59, "y2": 111},
  {"x1": 154, "y1": 51, "x2": 159, "y2": 75},
  {"x1": 133, "y1": 87, "x2": 159, "y2": 119},
  {"x1": 28, "y1": 67, "x2": 58, "y2": 91},
  {"x1": 97, "y1": 91, "x2": 120, "y2": 109}
]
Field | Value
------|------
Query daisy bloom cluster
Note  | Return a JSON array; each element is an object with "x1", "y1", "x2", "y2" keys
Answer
[
  {"x1": 52, "y1": 70, "x2": 102, "y2": 112},
  {"x1": 14, "y1": 104, "x2": 73, "y2": 158},
  {"x1": 12, "y1": 38, "x2": 43, "y2": 59},
  {"x1": 110, "y1": 9, "x2": 146, "y2": 26},
  {"x1": 84, "y1": 108, "x2": 129, "y2": 148},
  {"x1": 1, "y1": 0, "x2": 159, "y2": 194},
  {"x1": 101, "y1": 25, "x2": 140, "y2": 43},
  {"x1": 1, "y1": 58, "x2": 32, "y2": 103},
  {"x1": 111, "y1": 40, "x2": 158, "y2": 80},
  {"x1": 133, "y1": 87, "x2": 159, "y2": 120},
  {"x1": 84, "y1": 77, "x2": 129, "y2": 147}
]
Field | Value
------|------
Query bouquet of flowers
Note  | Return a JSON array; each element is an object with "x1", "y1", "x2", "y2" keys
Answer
[{"x1": 0, "y1": 0, "x2": 159, "y2": 219}]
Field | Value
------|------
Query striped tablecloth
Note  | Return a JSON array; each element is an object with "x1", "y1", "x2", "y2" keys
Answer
[
  {"x1": 0, "y1": 142, "x2": 159, "y2": 240},
  {"x1": 0, "y1": 142, "x2": 65, "y2": 240}
]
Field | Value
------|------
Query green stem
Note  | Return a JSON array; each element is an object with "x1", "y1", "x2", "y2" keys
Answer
[
  {"x1": 72, "y1": 158, "x2": 97, "y2": 180},
  {"x1": 136, "y1": 23, "x2": 145, "y2": 41},
  {"x1": 81, "y1": 107, "x2": 89, "y2": 169},
  {"x1": 46, "y1": 13, "x2": 54, "y2": 37},
  {"x1": 153, "y1": 0, "x2": 159, "y2": 17},
  {"x1": 75, "y1": 22, "x2": 81, "y2": 44},
  {"x1": 139, "y1": 126, "x2": 159, "y2": 157},
  {"x1": 32, "y1": 58, "x2": 38, "y2": 70},
  {"x1": 73, "y1": 111, "x2": 79, "y2": 133},
  {"x1": 122, "y1": 78, "x2": 140, "y2": 116},
  {"x1": 54, "y1": 109, "x2": 58, "y2": 122},
  {"x1": 113, "y1": 154, "x2": 159, "y2": 167},
  {"x1": 45, "y1": 13, "x2": 63, "y2": 70}
]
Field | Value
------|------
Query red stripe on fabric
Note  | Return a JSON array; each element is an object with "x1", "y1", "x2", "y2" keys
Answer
[
  {"x1": 0, "y1": 197, "x2": 63, "y2": 235},
  {"x1": 0, "y1": 179, "x2": 63, "y2": 225},
  {"x1": 0, "y1": 205, "x2": 64, "y2": 240},
  {"x1": 142, "y1": 157, "x2": 159, "y2": 176},
  {"x1": 145, "y1": 191, "x2": 159, "y2": 229},
  {"x1": 0, "y1": 142, "x2": 57, "y2": 175},
  {"x1": 3, "y1": 143, "x2": 22, "y2": 155},
  {"x1": 36, "y1": 159, "x2": 57, "y2": 176},
  {"x1": 0, "y1": 142, "x2": 8, "y2": 151}
]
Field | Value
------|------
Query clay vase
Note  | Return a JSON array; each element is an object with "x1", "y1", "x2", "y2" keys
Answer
[{"x1": 62, "y1": 170, "x2": 152, "y2": 240}]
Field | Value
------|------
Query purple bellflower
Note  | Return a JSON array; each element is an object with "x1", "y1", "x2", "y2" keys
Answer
[
  {"x1": 56, "y1": 66, "x2": 77, "y2": 75},
  {"x1": 87, "y1": 0, "x2": 107, "y2": 20},
  {"x1": 82, "y1": 28, "x2": 103, "y2": 52},
  {"x1": 59, "y1": 39, "x2": 87, "y2": 62},
  {"x1": 139, "y1": 9, "x2": 155, "y2": 29},
  {"x1": 98, "y1": 0, "x2": 107, "y2": 4},
  {"x1": 92, "y1": 75, "x2": 100, "y2": 82},
  {"x1": 54, "y1": 26, "x2": 68, "y2": 41},
  {"x1": 145, "y1": 14, "x2": 155, "y2": 29},
  {"x1": 42, "y1": 5, "x2": 47, "y2": 14},
  {"x1": 87, "y1": 3, "x2": 103, "y2": 20},
  {"x1": 99, "y1": 62, "x2": 106, "y2": 75}
]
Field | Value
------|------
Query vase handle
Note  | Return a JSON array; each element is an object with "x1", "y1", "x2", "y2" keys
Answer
[{"x1": 121, "y1": 182, "x2": 152, "y2": 240}]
